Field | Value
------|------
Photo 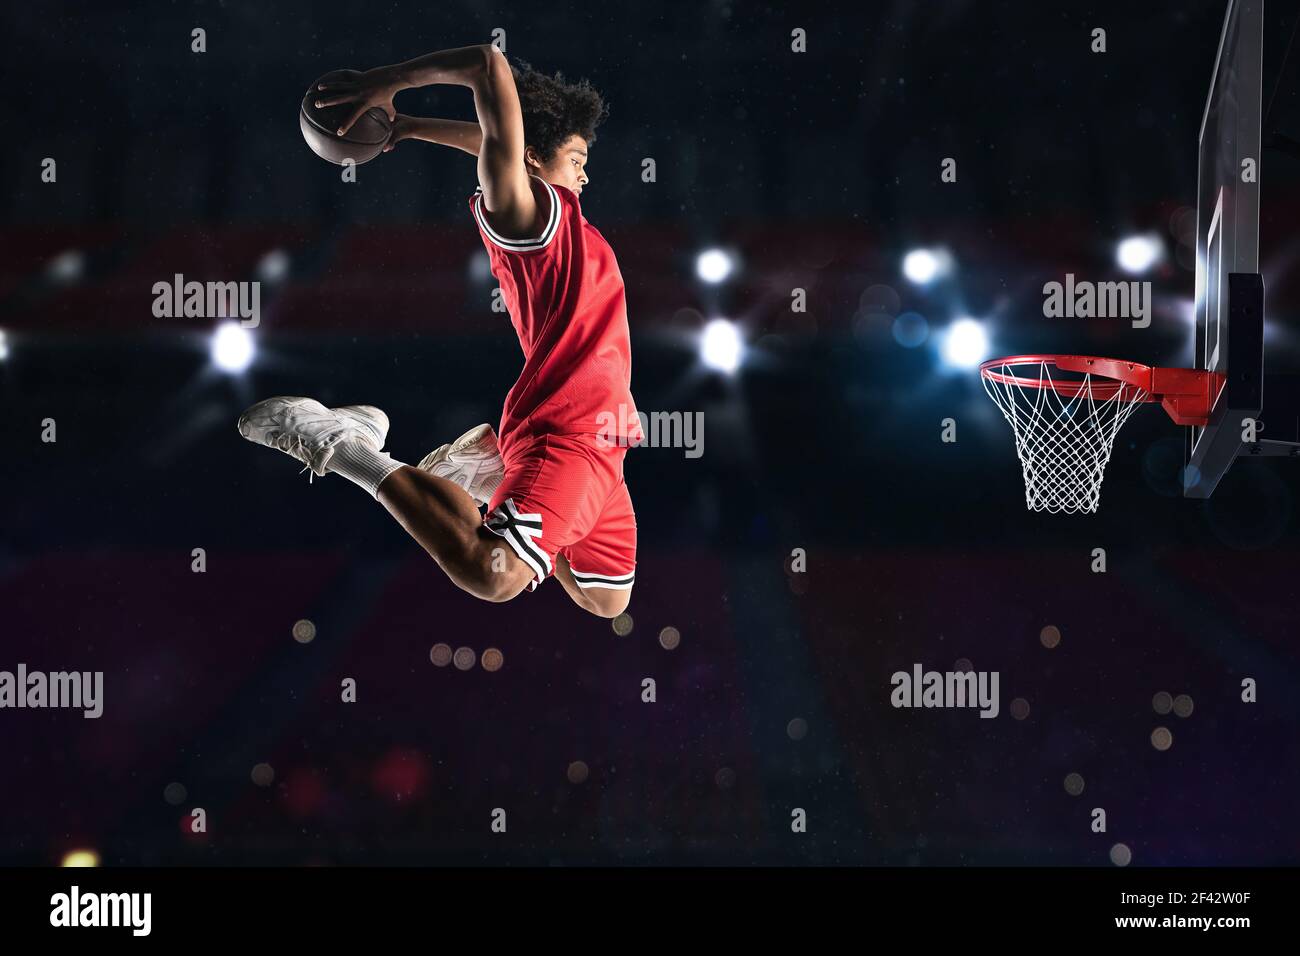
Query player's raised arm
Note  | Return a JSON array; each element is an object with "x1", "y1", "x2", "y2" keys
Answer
[
  {"x1": 469, "y1": 51, "x2": 544, "y2": 238},
  {"x1": 315, "y1": 44, "x2": 539, "y2": 239}
]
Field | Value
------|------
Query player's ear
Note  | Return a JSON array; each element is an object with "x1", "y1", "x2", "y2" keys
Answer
[{"x1": 524, "y1": 146, "x2": 544, "y2": 170}]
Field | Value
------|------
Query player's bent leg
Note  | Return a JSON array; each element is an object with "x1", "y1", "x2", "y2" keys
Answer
[
  {"x1": 377, "y1": 466, "x2": 535, "y2": 602},
  {"x1": 553, "y1": 471, "x2": 636, "y2": 618},
  {"x1": 553, "y1": 553, "x2": 632, "y2": 618},
  {"x1": 238, "y1": 397, "x2": 534, "y2": 604},
  {"x1": 460, "y1": 525, "x2": 536, "y2": 602},
  {"x1": 582, "y1": 585, "x2": 632, "y2": 619}
]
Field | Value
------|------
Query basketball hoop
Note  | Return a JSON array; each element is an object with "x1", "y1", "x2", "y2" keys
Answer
[{"x1": 980, "y1": 355, "x2": 1223, "y2": 514}]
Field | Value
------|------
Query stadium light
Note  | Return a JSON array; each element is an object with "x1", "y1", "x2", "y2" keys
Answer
[
  {"x1": 941, "y1": 317, "x2": 990, "y2": 368},
  {"x1": 902, "y1": 247, "x2": 954, "y2": 285},
  {"x1": 47, "y1": 249, "x2": 84, "y2": 284},
  {"x1": 1116, "y1": 234, "x2": 1164, "y2": 275},
  {"x1": 211, "y1": 322, "x2": 255, "y2": 373},
  {"x1": 696, "y1": 248, "x2": 735, "y2": 284},
  {"x1": 700, "y1": 318, "x2": 743, "y2": 373},
  {"x1": 257, "y1": 249, "x2": 291, "y2": 283}
]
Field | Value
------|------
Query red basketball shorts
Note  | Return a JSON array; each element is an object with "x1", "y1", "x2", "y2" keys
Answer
[{"x1": 483, "y1": 433, "x2": 636, "y2": 593}]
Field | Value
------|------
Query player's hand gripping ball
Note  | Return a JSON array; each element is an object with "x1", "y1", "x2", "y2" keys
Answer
[{"x1": 299, "y1": 69, "x2": 395, "y2": 165}]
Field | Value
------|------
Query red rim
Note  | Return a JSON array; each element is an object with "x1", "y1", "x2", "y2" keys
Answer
[
  {"x1": 979, "y1": 354, "x2": 1153, "y2": 399},
  {"x1": 980, "y1": 354, "x2": 1225, "y2": 426}
]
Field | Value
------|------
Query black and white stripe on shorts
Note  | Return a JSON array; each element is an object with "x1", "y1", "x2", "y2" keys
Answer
[
  {"x1": 484, "y1": 498, "x2": 550, "y2": 589},
  {"x1": 569, "y1": 569, "x2": 636, "y2": 591}
]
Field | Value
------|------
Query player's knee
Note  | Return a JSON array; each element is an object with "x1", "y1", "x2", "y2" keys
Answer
[
  {"x1": 471, "y1": 562, "x2": 533, "y2": 603},
  {"x1": 483, "y1": 577, "x2": 529, "y2": 603},
  {"x1": 581, "y1": 587, "x2": 631, "y2": 619},
  {"x1": 453, "y1": 530, "x2": 530, "y2": 601}
]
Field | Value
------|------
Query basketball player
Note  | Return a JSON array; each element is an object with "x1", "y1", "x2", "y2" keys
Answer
[{"x1": 239, "y1": 45, "x2": 641, "y2": 617}]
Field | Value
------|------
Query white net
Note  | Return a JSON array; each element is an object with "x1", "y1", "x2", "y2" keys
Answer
[{"x1": 981, "y1": 358, "x2": 1149, "y2": 514}]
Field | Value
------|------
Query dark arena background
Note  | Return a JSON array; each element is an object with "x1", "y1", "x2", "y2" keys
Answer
[{"x1": 1, "y1": 0, "x2": 1299, "y2": 932}]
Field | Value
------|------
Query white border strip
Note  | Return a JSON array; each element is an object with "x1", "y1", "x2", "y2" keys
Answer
[
  {"x1": 570, "y1": 569, "x2": 636, "y2": 591},
  {"x1": 472, "y1": 178, "x2": 560, "y2": 251}
]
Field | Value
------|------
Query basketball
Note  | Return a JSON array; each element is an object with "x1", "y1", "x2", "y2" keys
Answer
[{"x1": 299, "y1": 69, "x2": 392, "y2": 165}]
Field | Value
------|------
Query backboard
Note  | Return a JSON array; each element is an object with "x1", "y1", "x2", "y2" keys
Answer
[{"x1": 1186, "y1": 0, "x2": 1265, "y2": 497}]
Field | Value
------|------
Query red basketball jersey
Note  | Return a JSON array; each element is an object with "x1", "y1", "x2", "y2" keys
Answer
[{"x1": 469, "y1": 177, "x2": 643, "y2": 453}]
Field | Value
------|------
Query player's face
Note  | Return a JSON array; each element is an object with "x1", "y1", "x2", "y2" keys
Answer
[{"x1": 537, "y1": 136, "x2": 590, "y2": 195}]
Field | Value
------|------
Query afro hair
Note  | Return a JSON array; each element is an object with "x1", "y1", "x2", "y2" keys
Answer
[{"x1": 510, "y1": 59, "x2": 610, "y2": 162}]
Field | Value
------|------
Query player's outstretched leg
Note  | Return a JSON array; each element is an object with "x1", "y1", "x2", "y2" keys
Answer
[{"x1": 237, "y1": 397, "x2": 533, "y2": 602}]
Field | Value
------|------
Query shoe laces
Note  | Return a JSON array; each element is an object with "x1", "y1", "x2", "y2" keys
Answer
[{"x1": 272, "y1": 431, "x2": 317, "y2": 483}]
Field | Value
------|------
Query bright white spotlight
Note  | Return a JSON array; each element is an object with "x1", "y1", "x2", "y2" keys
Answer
[
  {"x1": 902, "y1": 247, "x2": 953, "y2": 285},
  {"x1": 1116, "y1": 234, "x2": 1164, "y2": 274},
  {"x1": 700, "y1": 318, "x2": 743, "y2": 373},
  {"x1": 942, "y1": 317, "x2": 990, "y2": 369},
  {"x1": 211, "y1": 322, "x2": 255, "y2": 373},
  {"x1": 0, "y1": 329, "x2": 9, "y2": 361},
  {"x1": 903, "y1": 249, "x2": 938, "y2": 284},
  {"x1": 695, "y1": 248, "x2": 734, "y2": 284}
]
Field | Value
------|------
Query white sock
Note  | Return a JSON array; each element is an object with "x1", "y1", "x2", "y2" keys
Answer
[{"x1": 326, "y1": 440, "x2": 405, "y2": 497}]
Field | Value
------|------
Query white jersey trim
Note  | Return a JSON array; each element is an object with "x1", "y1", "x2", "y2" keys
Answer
[{"x1": 472, "y1": 177, "x2": 561, "y2": 252}]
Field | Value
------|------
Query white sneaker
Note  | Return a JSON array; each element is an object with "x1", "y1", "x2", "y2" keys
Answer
[
  {"x1": 417, "y1": 423, "x2": 504, "y2": 506},
  {"x1": 237, "y1": 396, "x2": 390, "y2": 477}
]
